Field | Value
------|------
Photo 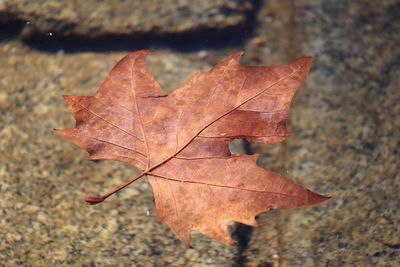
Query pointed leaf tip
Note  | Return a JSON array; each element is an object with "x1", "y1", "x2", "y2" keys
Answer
[
  {"x1": 233, "y1": 50, "x2": 245, "y2": 58},
  {"x1": 230, "y1": 51, "x2": 245, "y2": 63},
  {"x1": 298, "y1": 56, "x2": 313, "y2": 67},
  {"x1": 125, "y1": 49, "x2": 152, "y2": 61},
  {"x1": 307, "y1": 190, "x2": 331, "y2": 205},
  {"x1": 62, "y1": 95, "x2": 73, "y2": 102},
  {"x1": 53, "y1": 128, "x2": 63, "y2": 136},
  {"x1": 216, "y1": 51, "x2": 245, "y2": 68}
]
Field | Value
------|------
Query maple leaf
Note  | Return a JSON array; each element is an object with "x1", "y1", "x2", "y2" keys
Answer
[{"x1": 55, "y1": 50, "x2": 329, "y2": 246}]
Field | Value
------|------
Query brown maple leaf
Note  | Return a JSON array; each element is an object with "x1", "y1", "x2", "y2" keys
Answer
[{"x1": 55, "y1": 50, "x2": 329, "y2": 246}]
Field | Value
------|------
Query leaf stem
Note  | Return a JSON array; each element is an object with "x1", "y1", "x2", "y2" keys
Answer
[{"x1": 85, "y1": 171, "x2": 147, "y2": 205}]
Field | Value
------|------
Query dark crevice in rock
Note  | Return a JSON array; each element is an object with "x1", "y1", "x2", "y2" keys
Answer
[
  {"x1": 383, "y1": 243, "x2": 400, "y2": 250},
  {"x1": 231, "y1": 128, "x2": 261, "y2": 266},
  {"x1": 0, "y1": 15, "x2": 25, "y2": 41},
  {"x1": 20, "y1": 26, "x2": 242, "y2": 52},
  {"x1": 243, "y1": 139, "x2": 255, "y2": 155},
  {"x1": 2, "y1": 0, "x2": 262, "y2": 53},
  {"x1": 232, "y1": 223, "x2": 254, "y2": 267}
]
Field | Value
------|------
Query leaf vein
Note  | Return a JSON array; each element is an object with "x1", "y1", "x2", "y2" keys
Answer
[
  {"x1": 148, "y1": 172, "x2": 307, "y2": 200},
  {"x1": 76, "y1": 102, "x2": 144, "y2": 143},
  {"x1": 79, "y1": 134, "x2": 147, "y2": 158},
  {"x1": 130, "y1": 58, "x2": 150, "y2": 169}
]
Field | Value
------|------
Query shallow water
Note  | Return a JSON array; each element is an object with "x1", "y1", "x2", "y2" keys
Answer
[{"x1": 0, "y1": 0, "x2": 399, "y2": 266}]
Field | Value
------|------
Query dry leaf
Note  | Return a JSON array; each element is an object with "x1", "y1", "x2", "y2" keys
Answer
[{"x1": 55, "y1": 50, "x2": 329, "y2": 246}]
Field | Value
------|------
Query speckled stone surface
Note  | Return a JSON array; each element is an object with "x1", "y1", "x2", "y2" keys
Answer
[
  {"x1": 0, "y1": 0, "x2": 399, "y2": 266},
  {"x1": 0, "y1": 0, "x2": 253, "y2": 39},
  {"x1": 242, "y1": 0, "x2": 400, "y2": 266}
]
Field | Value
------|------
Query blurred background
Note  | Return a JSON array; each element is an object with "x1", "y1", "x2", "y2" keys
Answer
[{"x1": 0, "y1": 0, "x2": 399, "y2": 266}]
